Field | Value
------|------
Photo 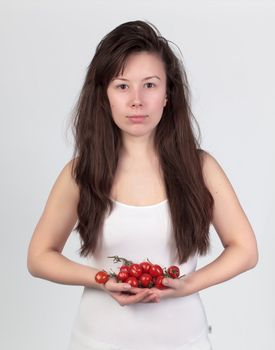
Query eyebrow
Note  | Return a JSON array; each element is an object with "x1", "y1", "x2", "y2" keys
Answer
[{"x1": 112, "y1": 75, "x2": 161, "y2": 82}]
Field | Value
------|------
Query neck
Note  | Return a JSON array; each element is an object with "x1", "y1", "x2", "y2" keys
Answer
[{"x1": 121, "y1": 132, "x2": 157, "y2": 161}]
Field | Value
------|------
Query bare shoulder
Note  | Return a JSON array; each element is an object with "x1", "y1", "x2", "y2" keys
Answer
[
  {"x1": 54, "y1": 157, "x2": 80, "y2": 199},
  {"x1": 28, "y1": 158, "x2": 80, "y2": 257},
  {"x1": 40, "y1": 158, "x2": 80, "y2": 214},
  {"x1": 199, "y1": 150, "x2": 237, "y2": 202},
  {"x1": 199, "y1": 150, "x2": 238, "y2": 211},
  {"x1": 199, "y1": 150, "x2": 228, "y2": 188},
  {"x1": 199, "y1": 150, "x2": 256, "y2": 246}
]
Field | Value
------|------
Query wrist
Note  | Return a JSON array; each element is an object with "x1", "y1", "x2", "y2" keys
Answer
[{"x1": 179, "y1": 274, "x2": 195, "y2": 297}]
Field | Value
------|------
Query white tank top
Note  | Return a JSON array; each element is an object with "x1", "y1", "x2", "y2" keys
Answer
[{"x1": 68, "y1": 199, "x2": 211, "y2": 350}]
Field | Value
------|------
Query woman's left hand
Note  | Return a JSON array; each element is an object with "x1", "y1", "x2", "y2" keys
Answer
[{"x1": 141, "y1": 277, "x2": 188, "y2": 303}]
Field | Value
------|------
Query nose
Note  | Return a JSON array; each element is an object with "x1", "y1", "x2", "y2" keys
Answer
[{"x1": 130, "y1": 88, "x2": 143, "y2": 108}]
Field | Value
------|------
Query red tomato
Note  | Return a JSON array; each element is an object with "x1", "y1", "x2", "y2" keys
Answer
[
  {"x1": 149, "y1": 264, "x2": 163, "y2": 277},
  {"x1": 129, "y1": 264, "x2": 143, "y2": 278},
  {"x1": 126, "y1": 276, "x2": 139, "y2": 288},
  {"x1": 139, "y1": 273, "x2": 153, "y2": 288},
  {"x1": 117, "y1": 271, "x2": 129, "y2": 282},
  {"x1": 167, "y1": 265, "x2": 180, "y2": 279},
  {"x1": 139, "y1": 261, "x2": 152, "y2": 273},
  {"x1": 95, "y1": 271, "x2": 109, "y2": 284},
  {"x1": 155, "y1": 275, "x2": 167, "y2": 290},
  {"x1": 120, "y1": 265, "x2": 130, "y2": 273}
]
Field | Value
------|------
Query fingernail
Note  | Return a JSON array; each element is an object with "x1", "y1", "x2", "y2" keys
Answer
[{"x1": 123, "y1": 284, "x2": 131, "y2": 289}]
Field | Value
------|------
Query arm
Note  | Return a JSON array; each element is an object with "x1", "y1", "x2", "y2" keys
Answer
[
  {"x1": 27, "y1": 159, "x2": 103, "y2": 289},
  {"x1": 182, "y1": 152, "x2": 258, "y2": 295},
  {"x1": 27, "y1": 160, "x2": 154, "y2": 304},
  {"x1": 150, "y1": 152, "x2": 258, "y2": 301}
]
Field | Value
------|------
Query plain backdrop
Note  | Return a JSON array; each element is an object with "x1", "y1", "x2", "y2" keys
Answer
[{"x1": 1, "y1": 0, "x2": 274, "y2": 349}]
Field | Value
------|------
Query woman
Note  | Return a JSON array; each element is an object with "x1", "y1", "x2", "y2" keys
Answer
[{"x1": 27, "y1": 20, "x2": 258, "y2": 349}]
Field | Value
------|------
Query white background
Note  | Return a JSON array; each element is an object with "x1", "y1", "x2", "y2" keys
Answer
[{"x1": 1, "y1": 0, "x2": 274, "y2": 349}]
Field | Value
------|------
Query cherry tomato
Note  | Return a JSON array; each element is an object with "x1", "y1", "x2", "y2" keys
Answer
[
  {"x1": 120, "y1": 265, "x2": 130, "y2": 273},
  {"x1": 149, "y1": 264, "x2": 163, "y2": 277},
  {"x1": 126, "y1": 276, "x2": 139, "y2": 287},
  {"x1": 155, "y1": 275, "x2": 167, "y2": 290},
  {"x1": 139, "y1": 273, "x2": 153, "y2": 288},
  {"x1": 117, "y1": 271, "x2": 129, "y2": 282},
  {"x1": 129, "y1": 264, "x2": 143, "y2": 278},
  {"x1": 167, "y1": 265, "x2": 180, "y2": 279},
  {"x1": 95, "y1": 271, "x2": 109, "y2": 284},
  {"x1": 139, "y1": 261, "x2": 152, "y2": 273}
]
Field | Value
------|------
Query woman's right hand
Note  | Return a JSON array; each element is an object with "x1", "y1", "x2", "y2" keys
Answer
[{"x1": 102, "y1": 278, "x2": 159, "y2": 306}]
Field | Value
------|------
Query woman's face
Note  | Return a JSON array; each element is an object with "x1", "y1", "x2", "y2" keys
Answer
[{"x1": 107, "y1": 51, "x2": 167, "y2": 140}]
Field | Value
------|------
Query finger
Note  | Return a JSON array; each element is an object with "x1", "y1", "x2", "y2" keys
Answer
[
  {"x1": 105, "y1": 280, "x2": 132, "y2": 293},
  {"x1": 125, "y1": 288, "x2": 159, "y2": 303},
  {"x1": 142, "y1": 294, "x2": 160, "y2": 303},
  {"x1": 131, "y1": 289, "x2": 152, "y2": 303},
  {"x1": 162, "y1": 277, "x2": 179, "y2": 288},
  {"x1": 120, "y1": 289, "x2": 152, "y2": 305},
  {"x1": 125, "y1": 287, "x2": 150, "y2": 294}
]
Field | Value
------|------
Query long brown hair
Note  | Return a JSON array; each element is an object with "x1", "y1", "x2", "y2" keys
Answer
[{"x1": 70, "y1": 20, "x2": 214, "y2": 264}]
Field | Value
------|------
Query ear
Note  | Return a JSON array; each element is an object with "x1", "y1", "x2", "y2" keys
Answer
[{"x1": 163, "y1": 95, "x2": 168, "y2": 107}]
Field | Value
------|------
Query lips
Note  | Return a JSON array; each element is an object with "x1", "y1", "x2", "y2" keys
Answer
[
  {"x1": 127, "y1": 115, "x2": 148, "y2": 118},
  {"x1": 127, "y1": 115, "x2": 148, "y2": 123}
]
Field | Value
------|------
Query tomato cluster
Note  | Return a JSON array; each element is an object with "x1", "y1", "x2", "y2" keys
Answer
[{"x1": 95, "y1": 255, "x2": 183, "y2": 290}]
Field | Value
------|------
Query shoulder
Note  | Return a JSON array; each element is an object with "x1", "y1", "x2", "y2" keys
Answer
[
  {"x1": 198, "y1": 151, "x2": 258, "y2": 266},
  {"x1": 198, "y1": 150, "x2": 229, "y2": 191},
  {"x1": 27, "y1": 159, "x2": 81, "y2": 258},
  {"x1": 58, "y1": 157, "x2": 78, "y2": 181},
  {"x1": 50, "y1": 158, "x2": 80, "y2": 202},
  {"x1": 198, "y1": 149, "x2": 220, "y2": 169},
  {"x1": 198, "y1": 150, "x2": 239, "y2": 214},
  {"x1": 199, "y1": 150, "x2": 243, "y2": 230}
]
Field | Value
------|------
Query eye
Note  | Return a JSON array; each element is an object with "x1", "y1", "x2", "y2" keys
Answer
[
  {"x1": 116, "y1": 84, "x2": 128, "y2": 90},
  {"x1": 144, "y1": 82, "x2": 155, "y2": 88}
]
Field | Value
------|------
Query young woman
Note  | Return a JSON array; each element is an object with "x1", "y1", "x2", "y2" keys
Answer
[{"x1": 27, "y1": 20, "x2": 258, "y2": 350}]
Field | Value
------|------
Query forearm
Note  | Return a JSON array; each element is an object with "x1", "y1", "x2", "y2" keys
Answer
[
  {"x1": 183, "y1": 245, "x2": 258, "y2": 296},
  {"x1": 27, "y1": 250, "x2": 103, "y2": 290}
]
